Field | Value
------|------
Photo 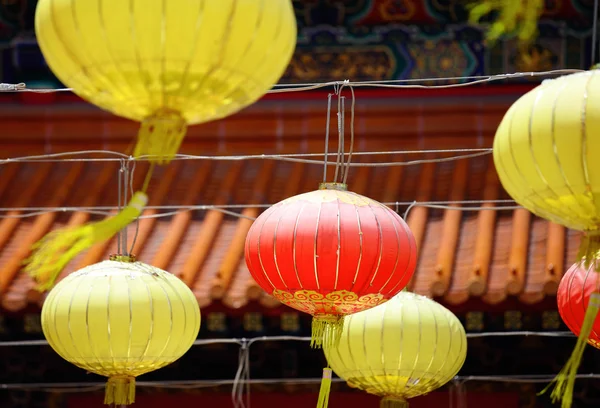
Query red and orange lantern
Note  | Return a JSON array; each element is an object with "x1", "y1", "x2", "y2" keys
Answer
[
  {"x1": 245, "y1": 182, "x2": 417, "y2": 348},
  {"x1": 557, "y1": 262, "x2": 600, "y2": 349}
]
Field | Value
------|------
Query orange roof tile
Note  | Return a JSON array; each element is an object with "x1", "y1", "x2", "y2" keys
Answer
[{"x1": 0, "y1": 90, "x2": 575, "y2": 313}]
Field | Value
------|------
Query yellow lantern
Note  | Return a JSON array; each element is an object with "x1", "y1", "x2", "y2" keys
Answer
[
  {"x1": 42, "y1": 257, "x2": 201, "y2": 405},
  {"x1": 322, "y1": 291, "x2": 467, "y2": 408},
  {"x1": 493, "y1": 69, "x2": 600, "y2": 407},
  {"x1": 26, "y1": 0, "x2": 297, "y2": 287}
]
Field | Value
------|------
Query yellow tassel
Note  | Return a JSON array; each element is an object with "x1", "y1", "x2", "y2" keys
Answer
[
  {"x1": 311, "y1": 316, "x2": 345, "y2": 349},
  {"x1": 540, "y1": 292, "x2": 600, "y2": 408},
  {"x1": 135, "y1": 109, "x2": 187, "y2": 165},
  {"x1": 380, "y1": 397, "x2": 409, "y2": 408},
  {"x1": 316, "y1": 368, "x2": 333, "y2": 408},
  {"x1": 467, "y1": 0, "x2": 543, "y2": 44},
  {"x1": 104, "y1": 376, "x2": 136, "y2": 406},
  {"x1": 577, "y1": 233, "x2": 600, "y2": 268},
  {"x1": 24, "y1": 192, "x2": 148, "y2": 291}
]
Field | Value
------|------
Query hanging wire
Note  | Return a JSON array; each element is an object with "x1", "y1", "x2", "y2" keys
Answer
[
  {"x1": 0, "y1": 331, "x2": 575, "y2": 348},
  {"x1": 0, "y1": 148, "x2": 493, "y2": 166},
  {"x1": 322, "y1": 94, "x2": 333, "y2": 183},
  {"x1": 342, "y1": 86, "x2": 356, "y2": 185},
  {"x1": 0, "y1": 200, "x2": 524, "y2": 222},
  {"x1": 0, "y1": 69, "x2": 584, "y2": 95},
  {"x1": 116, "y1": 160, "x2": 124, "y2": 255}
]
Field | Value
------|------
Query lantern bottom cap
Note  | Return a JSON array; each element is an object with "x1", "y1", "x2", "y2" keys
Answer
[
  {"x1": 105, "y1": 375, "x2": 136, "y2": 406},
  {"x1": 310, "y1": 314, "x2": 345, "y2": 349},
  {"x1": 380, "y1": 396, "x2": 409, "y2": 408}
]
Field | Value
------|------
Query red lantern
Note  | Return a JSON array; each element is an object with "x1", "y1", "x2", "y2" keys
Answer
[
  {"x1": 557, "y1": 262, "x2": 600, "y2": 348},
  {"x1": 245, "y1": 183, "x2": 417, "y2": 347}
]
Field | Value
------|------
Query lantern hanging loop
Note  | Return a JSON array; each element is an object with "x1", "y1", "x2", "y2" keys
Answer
[
  {"x1": 322, "y1": 93, "x2": 334, "y2": 184},
  {"x1": 333, "y1": 85, "x2": 346, "y2": 183},
  {"x1": 342, "y1": 86, "x2": 356, "y2": 185}
]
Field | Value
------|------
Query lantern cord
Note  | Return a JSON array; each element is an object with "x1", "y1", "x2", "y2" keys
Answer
[
  {"x1": 342, "y1": 86, "x2": 356, "y2": 185},
  {"x1": 0, "y1": 330, "x2": 576, "y2": 349},
  {"x1": 333, "y1": 80, "x2": 347, "y2": 183},
  {"x1": 0, "y1": 69, "x2": 583, "y2": 94},
  {"x1": 0, "y1": 202, "x2": 525, "y2": 222},
  {"x1": 231, "y1": 339, "x2": 250, "y2": 408},
  {"x1": 0, "y1": 148, "x2": 493, "y2": 166},
  {"x1": 322, "y1": 94, "x2": 333, "y2": 183},
  {"x1": 4, "y1": 373, "x2": 600, "y2": 393}
]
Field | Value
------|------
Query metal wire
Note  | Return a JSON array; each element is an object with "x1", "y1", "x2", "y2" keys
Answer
[
  {"x1": 0, "y1": 148, "x2": 493, "y2": 165},
  {"x1": 0, "y1": 69, "x2": 583, "y2": 95},
  {"x1": 0, "y1": 331, "x2": 575, "y2": 347}
]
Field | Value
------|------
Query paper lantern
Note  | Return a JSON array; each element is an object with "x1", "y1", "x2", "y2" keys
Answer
[
  {"x1": 35, "y1": 0, "x2": 296, "y2": 161},
  {"x1": 245, "y1": 183, "x2": 418, "y2": 348},
  {"x1": 323, "y1": 291, "x2": 467, "y2": 408},
  {"x1": 26, "y1": 0, "x2": 297, "y2": 286},
  {"x1": 42, "y1": 257, "x2": 201, "y2": 405},
  {"x1": 493, "y1": 70, "x2": 600, "y2": 256},
  {"x1": 493, "y1": 69, "x2": 600, "y2": 407},
  {"x1": 557, "y1": 262, "x2": 600, "y2": 349}
]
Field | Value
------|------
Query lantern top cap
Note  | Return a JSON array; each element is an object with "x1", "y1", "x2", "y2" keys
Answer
[
  {"x1": 318, "y1": 182, "x2": 348, "y2": 191},
  {"x1": 109, "y1": 254, "x2": 137, "y2": 263}
]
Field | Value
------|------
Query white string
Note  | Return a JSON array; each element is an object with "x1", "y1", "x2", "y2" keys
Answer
[
  {"x1": 0, "y1": 331, "x2": 575, "y2": 348},
  {"x1": 0, "y1": 202, "x2": 523, "y2": 222},
  {"x1": 0, "y1": 374, "x2": 598, "y2": 393},
  {"x1": 0, "y1": 148, "x2": 492, "y2": 165},
  {"x1": 0, "y1": 69, "x2": 583, "y2": 94}
]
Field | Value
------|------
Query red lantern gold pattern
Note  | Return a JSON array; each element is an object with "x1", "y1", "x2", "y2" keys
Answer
[{"x1": 245, "y1": 183, "x2": 417, "y2": 347}]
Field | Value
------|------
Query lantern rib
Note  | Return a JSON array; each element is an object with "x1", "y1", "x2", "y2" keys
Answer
[
  {"x1": 147, "y1": 278, "x2": 175, "y2": 372},
  {"x1": 96, "y1": 0, "x2": 131, "y2": 105},
  {"x1": 423, "y1": 300, "x2": 440, "y2": 392},
  {"x1": 313, "y1": 202, "x2": 323, "y2": 291},
  {"x1": 377, "y1": 209, "x2": 402, "y2": 294},
  {"x1": 136, "y1": 275, "x2": 155, "y2": 370},
  {"x1": 549, "y1": 80, "x2": 584, "y2": 218},
  {"x1": 161, "y1": 272, "x2": 194, "y2": 367},
  {"x1": 581, "y1": 74, "x2": 594, "y2": 191},
  {"x1": 291, "y1": 203, "x2": 307, "y2": 291},
  {"x1": 365, "y1": 204, "x2": 384, "y2": 290},
  {"x1": 334, "y1": 198, "x2": 341, "y2": 289},
  {"x1": 379, "y1": 303, "x2": 387, "y2": 394},
  {"x1": 349, "y1": 205, "x2": 364, "y2": 292}
]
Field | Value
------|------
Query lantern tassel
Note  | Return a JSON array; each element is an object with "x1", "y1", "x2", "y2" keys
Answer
[
  {"x1": 380, "y1": 397, "x2": 409, "y2": 408},
  {"x1": 577, "y1": 233, "x2": 600, "y2": 268},
  {"x1": 540, "y1": 291, "x2": 600, "y2": 408},
  {"x1": 311, "y1": 316, "x2": 345, "y2": 349},
  {"x1": 467, "y1": 0, "x2": 543, "y2": 44},
  {"x1": 105, "y1": 376, "x2": 136, "y2": 406},
  {"x1": 24, "y1": 191, "x2": 148, "y2": 291},
  {"x1": 316, "y1": 367, "x2": 333, "y2": 408},
  {"x1": 136, "y1": 108, "x2": 187, "y2": 165}
]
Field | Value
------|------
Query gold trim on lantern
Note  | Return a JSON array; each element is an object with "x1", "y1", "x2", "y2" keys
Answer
[
  {"x1": 272, "y1": 289, "x2": 386, "y2": 315},
  {"x1": 280, "y1": 189, "x2": 379, "y2": 207},
  {"x1": 108, "y1": 254, "x2": 137, "y2": 263}
]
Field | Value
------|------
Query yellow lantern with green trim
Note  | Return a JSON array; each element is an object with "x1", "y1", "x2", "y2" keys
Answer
[
  {"x1": 493, "y1": 69, "x2": 600, "y2": 407},
  {"x1": 42, "y1": 257, "x2": 201, "y2": 406},
  {"x1": 322, "y1": 291, "x2": 467, "y2": 408},
  {"x1": 26, "y1": 0, "x2": 297, "y2": 289}
]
